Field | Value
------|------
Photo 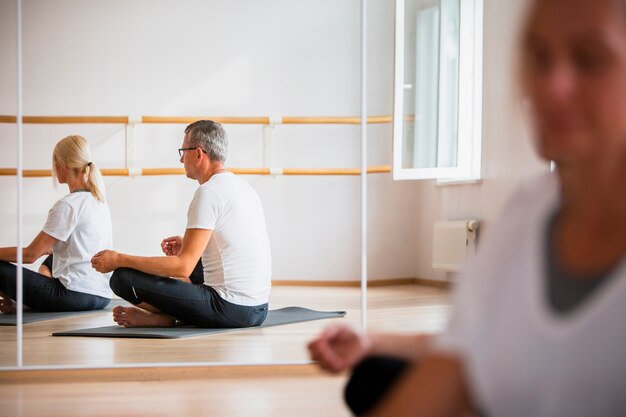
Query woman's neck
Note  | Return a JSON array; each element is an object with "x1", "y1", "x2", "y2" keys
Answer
[
  {"x1": 557, "y1": 152, "x2": 626, "y2": 219},
  {"x1": 555, "y1": 152, "x2": 626, "y2": 274},
  {"x1": 66, "y1": 175, "x2": 89, "y2": 193}
]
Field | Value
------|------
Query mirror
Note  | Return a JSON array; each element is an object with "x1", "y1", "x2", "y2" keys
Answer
[
  {"x1": 0, "y1": 0, "x2": 18, "y2": 368},
  {"x1": 0, "y1": 0, "x2": 369, "y2": 369}
]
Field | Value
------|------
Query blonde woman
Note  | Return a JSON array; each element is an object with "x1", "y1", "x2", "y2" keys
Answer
[{"x1": 0, "y1": 135, "x2": 113, "y2": 313}]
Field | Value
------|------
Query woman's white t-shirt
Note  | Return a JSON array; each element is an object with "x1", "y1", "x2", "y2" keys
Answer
[
  {"x1": 42, "y1": 191, "x2": 113, "y2": 299},
  {"x1": 186, "y1": 172, "x2": 272, "y2": 306},
  {"x1": 436, "y1": 173, "x2": 626, "y2": 417}
]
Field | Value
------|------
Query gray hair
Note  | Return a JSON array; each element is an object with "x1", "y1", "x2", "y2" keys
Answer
[{"x1": 185, "y1": 120, "x2": 228, "y2": 162}]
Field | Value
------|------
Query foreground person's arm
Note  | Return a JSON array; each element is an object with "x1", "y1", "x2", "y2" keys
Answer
[
  {"x1": 366, "y1": 354, "x2": 473, "y2": 417},
  {"x1": 308, "y1": 324, "x2": 435, "y2": 373}
]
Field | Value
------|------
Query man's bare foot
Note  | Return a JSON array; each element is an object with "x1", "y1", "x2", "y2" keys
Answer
[{"x1": 112, "y1": 305, "x2": 176, "y2": 327}]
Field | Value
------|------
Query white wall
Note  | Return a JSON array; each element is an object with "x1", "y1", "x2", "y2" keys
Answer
[{"x1": 0, "y1": 0, "x2": 547, "y2": 283}]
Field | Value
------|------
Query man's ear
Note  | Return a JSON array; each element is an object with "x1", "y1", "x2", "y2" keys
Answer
[{"x1": 196, "y1": 148, "x2": 203, "y2": 160}]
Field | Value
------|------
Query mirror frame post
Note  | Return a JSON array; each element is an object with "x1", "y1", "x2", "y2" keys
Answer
[
  {"x1": 15, "y1": 0, "x2": 24, "y2": 368},
  {"x1": 360, "y1": 0, "x2": 368, "y2": 330}
]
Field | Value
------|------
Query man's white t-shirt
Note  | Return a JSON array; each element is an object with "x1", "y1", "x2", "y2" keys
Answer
[
  {"x1": 187, "y1": 172, "x2": 272, "y2": 306},
  {"x1": 436, "y1": 173, "x2": 626, "y2": 417},
  {"x1": 42, "y1": 191, "x2": 113, "y2": 299}
]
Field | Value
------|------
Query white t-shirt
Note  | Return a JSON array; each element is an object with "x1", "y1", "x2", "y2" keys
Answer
[
  {"x1": 42, "y1": 191, "x2": 113, "y2": 299},
  {"x1": 436, "y1": 173, "x2": 626, "y2": 417},
  {"x1": 186, "y1": 172, "x2": 272, "y2": 306}
]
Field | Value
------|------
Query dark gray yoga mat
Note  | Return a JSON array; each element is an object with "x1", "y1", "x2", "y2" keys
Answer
[
  {"x1": 52, "y1": 307, "x2": 346, "y2": 339},
  {"x1": 0, "y1": 299, "x2": 128, "y2": 326}
]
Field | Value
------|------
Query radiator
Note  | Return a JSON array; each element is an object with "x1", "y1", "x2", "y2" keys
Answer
[{"x1": 432, "y1": 220, "x2": 479, "y2": 272}]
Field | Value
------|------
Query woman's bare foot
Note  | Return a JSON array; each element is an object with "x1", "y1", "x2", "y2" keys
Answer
[
  {"x1": 0, "y1": 298, "x2": 31, "y2": 314},
  {"x1": 112, "y1": 305, "x2": 175, "y2": 327},
  {"x1": 0, "y1": 298, "x2": 16, "y2": 314}
]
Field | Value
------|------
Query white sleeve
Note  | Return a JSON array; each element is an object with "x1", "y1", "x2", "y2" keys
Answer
[
  {"x1": 42, "y1": 200, "x2": 77, "y2": 242},
  {"x1": 186, "y1": 186, "x2": 220, "y2": 230},
  {"x1": 434, "y1": 175, "x2": 551, "y2": 357},
  {"x1": 434, "y1": 257, "x2": 481, "y2": 357}
]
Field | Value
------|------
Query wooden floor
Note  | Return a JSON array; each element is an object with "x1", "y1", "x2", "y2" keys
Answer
[
  {"x1": 0, "y1": 285, "x2": 451, "y2": 417},
  {"x1": 1, "y1": 373, "x2": 352, "y2": 417},
  {"x1": 0, "y1": 285, "x2": 450, "y2": 367}
]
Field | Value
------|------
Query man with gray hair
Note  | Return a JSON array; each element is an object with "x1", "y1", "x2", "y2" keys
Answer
[{"x1": 91, "y1": 120, "x2": 272, "y2": 328}]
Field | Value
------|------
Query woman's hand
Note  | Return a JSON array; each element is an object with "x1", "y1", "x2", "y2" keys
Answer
[
  {"x1": 161, "y1": 236, "x2": 183, "y2": 256},
  {"x1": 308, "y1": 324, "x2": 373, "y2": 373},
  {"x1": 91, "y1": 250, "x2": 121, "y2": 273}
]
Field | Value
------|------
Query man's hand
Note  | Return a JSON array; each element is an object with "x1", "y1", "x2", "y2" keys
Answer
[
  {"x1": 91, "y1": 250, "x2": 121, "y2": 273},
  {"x1": 161, "y1": 236, "x2": 183, "y2": 256},
  {"x1": 308, "y1": 325, "x2": 373, "y2": 373}
]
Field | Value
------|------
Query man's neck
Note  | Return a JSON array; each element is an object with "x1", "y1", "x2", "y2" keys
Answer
[{"x1": 198, "y1": 163, "x2": 227, "y2": 184}]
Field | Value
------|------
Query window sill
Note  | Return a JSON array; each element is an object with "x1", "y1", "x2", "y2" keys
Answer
[{"x1": 435, "y1": 178, "x2": 482, "y2": 187}]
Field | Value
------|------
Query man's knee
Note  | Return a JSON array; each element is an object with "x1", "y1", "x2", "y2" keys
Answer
[{"x1": 109, "y1": 268, "x2": 135, "y2": 298}]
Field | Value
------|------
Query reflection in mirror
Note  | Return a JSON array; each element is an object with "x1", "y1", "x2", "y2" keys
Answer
[
  {"x1": 0, "y1": 0, "x2": 369, "y2": 369},
  {"x1": 402, "y1": 0, "x2": 460, "y2": 169}
]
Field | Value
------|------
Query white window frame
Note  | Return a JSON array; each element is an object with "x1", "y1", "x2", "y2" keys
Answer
[{"x1": 393, "y1": 0, "x2": 483, "y2": 181}]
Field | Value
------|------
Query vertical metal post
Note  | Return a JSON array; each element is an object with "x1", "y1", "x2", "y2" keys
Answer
[
  {"x1": 360, "y1": 0, "x2": 368, "y2": 330},
  {"x1": 16, "y1": 0, "x2": 24, "y2": 368}
]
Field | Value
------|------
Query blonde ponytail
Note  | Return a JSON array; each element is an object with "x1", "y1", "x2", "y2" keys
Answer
[
  {"x1": 85, "y1": 161, "x2": 106, "y2": 202},
  {"x1": 53, "y1": 135, "x2": 106, "y2": 202}
]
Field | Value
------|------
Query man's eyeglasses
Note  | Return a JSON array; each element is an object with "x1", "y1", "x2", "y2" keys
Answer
[{"x1": 178, "y1": 147, "x2": 207, "y2": 158}]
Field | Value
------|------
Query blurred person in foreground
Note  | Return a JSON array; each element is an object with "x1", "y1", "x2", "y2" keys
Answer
[{"x1": 308, "y1": 0, "x2": 626, "y2": 415}]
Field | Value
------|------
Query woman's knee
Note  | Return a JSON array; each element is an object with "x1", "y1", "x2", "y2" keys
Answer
[
  {"x1": 0, "y1": 260, "x2": 15, "y2": 275},
  {"x1": 0, "y1": 261, "x2": 17, "y2": 295}
]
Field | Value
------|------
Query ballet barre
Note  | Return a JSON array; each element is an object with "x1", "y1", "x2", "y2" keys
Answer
[
  {"x1": 0, "y1": 115, "x2": 394, "y2": 125},
  {"x1": 0, "y1": 114, "x2": 396, "y2": 177},
  {"x1": 0, "y1": 166, "x2": 392, "y2": 177}
]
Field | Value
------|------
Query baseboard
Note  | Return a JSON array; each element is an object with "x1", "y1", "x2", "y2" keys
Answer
[
  {"x1": 0, "y1": 363, "x2": 329, "y2": 384},
  {"x1": 272, "y1": 277, "x2": 452, "y2": 289},
  {"x1": 413, "y1": 277, "x2": 453, "y2": 289}
]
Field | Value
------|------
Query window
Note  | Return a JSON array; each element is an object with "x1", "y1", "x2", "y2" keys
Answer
[{"x1": 393, "y1": 0, "x2": 483, "y2": 181}]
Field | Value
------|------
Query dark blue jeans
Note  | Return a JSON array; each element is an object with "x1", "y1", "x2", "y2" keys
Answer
[
  {"x1": 0, "y1": 257, "x2": 111, "y2": 312},
  {"x1": 109, "y1": 261, "x2": 268, "y2": 328}
]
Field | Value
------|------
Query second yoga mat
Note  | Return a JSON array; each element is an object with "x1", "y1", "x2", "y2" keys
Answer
[{"x1": 0, "y1": 299, "x2": 129, "y2": 326}]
